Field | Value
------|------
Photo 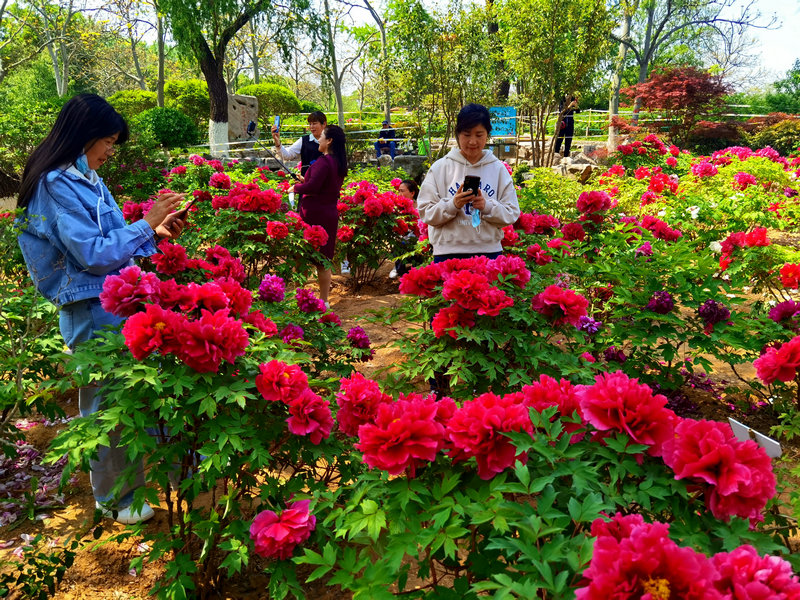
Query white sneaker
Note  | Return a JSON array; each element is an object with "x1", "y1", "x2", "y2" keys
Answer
[
  {"x1": 96, "y1": 501, "x2": 155, "y2": 524},
  {"x1": 389, "y1": 269, "x2": 398, "y2": 279}
]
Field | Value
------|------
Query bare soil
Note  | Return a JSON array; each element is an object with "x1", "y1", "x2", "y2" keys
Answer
[{"x1": 0, "y1": 263, "x2": 796, "y2": 599}]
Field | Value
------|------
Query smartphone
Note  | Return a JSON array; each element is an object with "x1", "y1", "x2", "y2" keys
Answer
[
  {"x1": 273, "y1": 115, "x2": 281, "y2": 131},
  {"x1": 175, "y1": 197, "x2": 196, "y2": 217},
  {"x1": 463, "y1": 175, "x2": 481, "y2": 197}
]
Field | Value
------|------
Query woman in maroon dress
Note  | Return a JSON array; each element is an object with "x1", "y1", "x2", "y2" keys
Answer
[{"x1": 290, "y1": 125, "x2": 347, "y2": 305}]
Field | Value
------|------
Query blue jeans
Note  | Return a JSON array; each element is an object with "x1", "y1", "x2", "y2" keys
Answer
[
  {"x1": 60, "y1": 298, "x2": 144, "y2": 508},
  {"x1": 375, "y1": 141, "x2": 396, "y2": 159}
]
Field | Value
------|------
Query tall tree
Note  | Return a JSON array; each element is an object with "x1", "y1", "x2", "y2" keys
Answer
[
  {"x1": 159, "y1": 0, "x2": 307, "y2": 154},
  {"x1": 0, "y1": 1, "x2": 54, "y2": 84},
  {"x1": 609, "y1": 0, "x2": 775, "y2": 123},
  {"x1": 387, "y1": 0, "x2": 494, "y2": 156},
  {"x1": 27, "y1": 0, "x2": 84, "y2": 96},
  {"x1": 498, "y1": 0, "x2": 612, "y2": 166}
]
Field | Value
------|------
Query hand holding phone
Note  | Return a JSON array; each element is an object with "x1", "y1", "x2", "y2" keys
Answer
[
  {"x1": 273, "y1": 115, "x2": 281, "y2": 132},
  {"x1": 463, "y1": 175, "x2": 481, "y2": 197},
  {"x1": 174, "y1": 197, "x2": 196, "y2": 218}
]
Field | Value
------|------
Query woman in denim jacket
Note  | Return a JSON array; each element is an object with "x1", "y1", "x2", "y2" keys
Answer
[{"x1": 17, "y1": 94, "x2": 185, "y2": 524}]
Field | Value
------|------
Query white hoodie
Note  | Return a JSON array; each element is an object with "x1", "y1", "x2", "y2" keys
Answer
[{"x1": 417, "y1": 148, "x2": 520, "y2": 256}]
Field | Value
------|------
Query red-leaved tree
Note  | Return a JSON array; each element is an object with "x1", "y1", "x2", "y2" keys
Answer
[{"x1": 621, "y1": 66, "x2": 731, "y2": 144}]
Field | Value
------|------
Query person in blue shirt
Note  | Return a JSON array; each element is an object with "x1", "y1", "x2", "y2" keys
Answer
[{"x1": 16, "y1": 94, "x2": 185, "y2": 524}]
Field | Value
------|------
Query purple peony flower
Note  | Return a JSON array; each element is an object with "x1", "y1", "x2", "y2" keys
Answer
[
  {"x1": 258, "y1": 275, "x2": 285, "y2": 303},
  {"x1": 603, "y1": 346, "x2": 626, "y2": 363},
  {"x1": 697, "y1": 299, "x2": 730, "y2": 327},
  {"x1": 635, "y1": 241, "x2": 653, "y2": 257},
  {"x1": 646, "y1": 291, "x2": 674, "y2": 315},
  {"x1": 280, "y1": 324, "x2": 304, "y2": 345},
  {"x1": 346, "y1": 326, "x2": 371, "y2": 349},
  {"x1": 578, "y1": 315, "x2": 602, "y2": 334},
  {"x1": 295, "y1": 288, "x2": 326, "y2": 313},
  {"x1": 769, "y1": 300, "x2": 800, "y2": 325},
  {"x1": 784, "y1": 187, "x2": 798, "y2": 198}
]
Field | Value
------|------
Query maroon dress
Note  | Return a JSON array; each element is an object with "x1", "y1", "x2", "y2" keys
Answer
[{"x1": 293, "y1": 154, "x2": 345, "y2": 260}]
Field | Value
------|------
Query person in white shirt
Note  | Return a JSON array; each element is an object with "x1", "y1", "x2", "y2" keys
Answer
[{"x1": 271, "y1": 111, "x2": 327, "y2": 176}]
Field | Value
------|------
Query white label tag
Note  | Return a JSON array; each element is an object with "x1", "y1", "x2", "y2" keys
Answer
[{"x1": 728, "y1": 418, "x2": 782, "y2": 458}]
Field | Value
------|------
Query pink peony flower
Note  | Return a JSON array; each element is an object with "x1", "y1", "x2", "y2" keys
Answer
[
  {"x1": 576, "y1": 190, "x2": 611, "y2": 214},
  {"x1": 711, "y1": 545, "x2": 800, "y2": 598},
  {"x1": 250, "y1": 499, "x2": 316, "y2": 560},
  {"x1": 266, "y1": 221, "x2": 290, "y2": 240},
  {"x1": 431, "y1": 305, "x2": 476, "y2": 339},
  {"x1": 753, "y1": 336, "x2": 800, "y2": 384},
  {"x1": 99, "y1": 265, "x2": 160, "y2": 317}
]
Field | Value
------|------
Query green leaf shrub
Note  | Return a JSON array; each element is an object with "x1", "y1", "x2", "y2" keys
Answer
[
  {"x1": 749, "y1": 119, "x2": 800, "y2": 156},
  {"x1": 237, "y1": 83, "x2": 301, "y2": 130},
  {"x1": 134, "y1": 107, "x2": 200, "y2": 148},
  {"x1": 164, "y1": 79, "x2": 210, "y2": 130},
  {"x1": 107, "y1": 90, "x2": 158, "y2": 120}
]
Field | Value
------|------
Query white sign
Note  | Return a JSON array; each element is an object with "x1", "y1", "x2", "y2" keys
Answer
[{"x1": 728, "y1": 418, "x2": 782, "y2": 458}]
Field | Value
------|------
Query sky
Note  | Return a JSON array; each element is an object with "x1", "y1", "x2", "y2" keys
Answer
[{"x1": 739, "y1": 0, "x2": 799, "y2": 83}]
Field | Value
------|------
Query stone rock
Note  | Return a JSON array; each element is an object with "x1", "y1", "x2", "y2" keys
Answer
[
  {"x1": 551, "y1": 164, "x2": 567, "y2": 177},
  {"x1": 378, "y1": 154, "x2": 394, "y2": 168},
  {"x1": 521, "y1": 172, "x2": 537, "y2": 181},
  {"x1": 228, "y1": 94, "x2": 258, "y2": 142},
  {"x1": 582, "y1": 144, "x2": 598, "y2": 155},
  {"x1": 393, "y1": 155, "x2": 428, "y2": 179},
  {"x1": 571, "y1": 152, "x2": 597, "y2": 165}
]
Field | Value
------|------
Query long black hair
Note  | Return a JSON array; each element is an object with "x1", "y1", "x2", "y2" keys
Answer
[
  {"x1": 18, "y1": 94, "x2": 129, "y2": 207},
  {"x1": 324, "y1": 125, "x2": 348, "y2": 178}
]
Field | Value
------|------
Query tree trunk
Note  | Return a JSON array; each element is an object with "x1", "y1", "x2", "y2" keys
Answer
[
  {"x1": 607, "y1": 12, "x2": 632, "y2": 152},
  {"x1": 631, "y1": 4, "x2": 655, "y2": 125},
  {"x1": 199, "y1": 50, "x2": 229, "y2": 156},
  {"x1": 323, "y1": 0, "x2": 345, "y2": 126},
  {"x1": 249, "y1": 21, "x2": 260, "y2": 84},
  {"x1": 487, "y1": 0, "x2": 509, "y2": 101},
  {"x1": 129, "y1": 35, "x2": 146, "y2": 89},
  {"x1": 157, "y1": 13, "x2": 164, "y2": 107}
]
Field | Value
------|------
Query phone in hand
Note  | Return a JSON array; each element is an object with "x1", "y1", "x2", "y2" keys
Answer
[
  {"x1": 273, "y1": 115, "x2": 281, "y2": 131},
  {"x1": 463, "y1": 175, "x2": 481, "y2": 197}
]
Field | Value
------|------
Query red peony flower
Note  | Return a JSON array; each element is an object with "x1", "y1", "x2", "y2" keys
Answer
[
  {"x1": 336, "y1": 372, "x2": 392, "y2": 436},
  {"x1": 780, "y1": 263, "x2": 800, "y2": 289},
  {"x1": 209, "y1": 172, "x2": 231, "y2": 189},
  {"x1": 99, "y1": 265, "x2": 160, "y2": 317},
  {"x1": 561, "y1": 222, "x2": 586, "y2": 241},
  {"x1": 186, "y1": 281, "x2": 229, "y2": 313},
  {"x1": 399, "y1": 264, "x2": 444, "y2": 298},
  {"x1": 151, "y1": 240, "x2": 190, "y2": 275},
  {"x1": 520, "y1": 374, "x2": 584, "y2": 437},
  {"x1": 577, "y1": 371, "x2": 677, "y2": 456},
  {"x1": 242, "y1": 310, "x2": 278, "y2": 336},
  {"x1": 526, "y1": 243, "x2": 553, "y2": 265},
  {"x1": 575, "y1": 513, "x2": 720, "y2": 600},
  {"x1": 155, "y1": 279, "x2": 193, "y2": 311},
  {"x1": 530, "y1": 285, "x2": 588, "y2": 327},
  {"x1": 501, "y1": 225, "x2": 520, "y2": 247},
  {"x1": 442, "y1": 270, "x2": 492, "y2": 310},
  {"x1": 174, "y1": 309, "x2": 249, "y2": 372},
  {"x1": 431, "y1": 305, "x2": 476, "y2": 339},
  {"x1": 286, "y1": 388, "x2": 333, "y2": 444},
  {"x1": 255, "y1": 360, "x2": 309, "y2": 403},
  {"x1": 250, "y1": 499, "x2": 316, "y2": 560},
  {"x1": 215, "y1": 277, "x2": 253, "y2": 316},
  {"x1": 576, "y1": 190, "x2": 611, "y2": 214},
  {"x1": 744, "y1": 226, "x2": 769, "y2": 247},
  {"x1": 121, "y1": 304, "x2": 183, "y2": 360},
  {"x1": 446, "y1": 391, "x2": 534, "y2": 479},
  {"x1": 356, "y1": 393, "x2": 453, "y2": 477},
  {"x1": 711, "y1": 545, "x2": 800, "y2": 598},
  {"x1": 337, "y1": 225, "x2": 355, "y2": 242},
  {"x1": 303, "y1": 225, "x2": 329, "y2": 250},
  {"x1": 486, "y1": 255, "x2": 531, "y2": 289},
  {"x1": 266, "y1": 221, "x2": 289, "y2": 240}
]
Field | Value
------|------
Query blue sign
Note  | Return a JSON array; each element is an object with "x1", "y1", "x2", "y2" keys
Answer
[{"x1": 490, "y1": 106, "x2": 517, "y2": 137}]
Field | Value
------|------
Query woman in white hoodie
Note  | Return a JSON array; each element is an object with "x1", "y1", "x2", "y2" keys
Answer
[{"x1": 417, "y1": 103, "x2": 520, "y2": 262}]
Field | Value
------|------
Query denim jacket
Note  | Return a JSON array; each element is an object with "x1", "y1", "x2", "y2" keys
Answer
[{"x1": 17, "y1": 167, "x2": 158, "y2": 307}]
